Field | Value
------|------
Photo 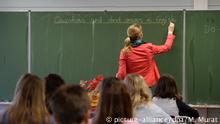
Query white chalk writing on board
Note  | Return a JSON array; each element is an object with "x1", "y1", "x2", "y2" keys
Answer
[
  {"x1": 204, "y1": 25, "x2": 220, "y2": 34},
  {"x1": 54, "y1": 15, "x2": 176, "y2": 25}
]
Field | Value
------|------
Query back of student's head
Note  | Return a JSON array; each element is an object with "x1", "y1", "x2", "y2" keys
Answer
[
  {"x1": 124, "y1": 74, "x2": 151, "y2": 109},
  {"x1": 94, "y1": 77, "x2": 132, "y2": 124},
  {"x1": 45, "y1": 73, "x2": 65, "y2": 114},
  {"x1": 154, "y1": 74, "x2": 181, "y2": 100},
  {"x1": 50, "y1": 84, "x2": 90, "y2": 124},
  {"x1": 8, "y1": 73, "x2": 49, "y2": 124}
]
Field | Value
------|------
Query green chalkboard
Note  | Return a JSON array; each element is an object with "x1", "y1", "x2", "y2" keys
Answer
[
  {"x1": 186, "y1": 11, "x2": 220, "y2": 104},
  {"x1": 2, "y1": 11, "x2": 220, "y2": 104},
  {"x1": 31, "y1": 11, "x2": 183, "y2": 90},
  {"x1": 0, "y1": 12, "x2": 28, "y2": 100}
]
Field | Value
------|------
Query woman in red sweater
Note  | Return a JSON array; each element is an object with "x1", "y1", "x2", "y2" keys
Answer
[{"x1": 116, "y1": 22, "x2": 175, "y2": 87}]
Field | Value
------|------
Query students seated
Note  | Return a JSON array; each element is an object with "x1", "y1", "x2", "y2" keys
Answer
[
  {"x1": 124, "y1": 74, "x2": 174, "y2": 124},
  {"x1": 45, "y1": 73, "x2": 65, "y2": 114},
  {"x1": 92, "y1": 77, "x2": 138, "y2": 124},
  {"x1": 152, "y1": 74, "x2": 199, "y2": 119},
  {"x1": 0, "y1": 73, "x2": 50, "y2": 124},
  {"x1": 49, "y1": 84, "x2": 90, "y2": 124}
]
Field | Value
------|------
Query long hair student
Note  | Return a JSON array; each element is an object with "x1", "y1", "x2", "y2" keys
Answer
[
  {"x1": 124, "y1": 74, "x2": 174, "y2": 124},
  {"x1": 1, "y1": 73, "x2": 50, "y2": 124},
  {"x1": 92, "y1": 77, "x2": 135, "y2": 124}
]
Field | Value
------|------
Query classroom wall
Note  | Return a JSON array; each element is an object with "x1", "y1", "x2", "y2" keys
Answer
[
  {"x1": 208, "y1": 0, "x2": 220, "y2": 9},
  {"x1": 0, "y1": 0, "x2": 194, "y2": 11},
  {"x1": 1, "y1": 0, "x2": 220, "y2": 11}
]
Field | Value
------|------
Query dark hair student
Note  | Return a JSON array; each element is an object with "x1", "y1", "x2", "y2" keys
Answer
[
  {"x1": 45, "y1": 73, "x2": 65, "y2": 114},
  {"x1": 154, "y1": 74, "x2": 181, "y2": 100},
  {"x1": 153, "y1": 74, "x2": 199, "y2": 119},
  {"x1": 50, "y1": 84, "x2": 90, "y2": 124},
  {"x1": 92, "y1": 77, "x2": 135, "y2": 124}
]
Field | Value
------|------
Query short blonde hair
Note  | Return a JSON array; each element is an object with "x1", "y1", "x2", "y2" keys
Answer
[
  {"x1": 122, "y1": 23, "x2": 143, "y2": 53},
  {"x1": 124, "y1": 74, "x2": 151, "y2": 110}
]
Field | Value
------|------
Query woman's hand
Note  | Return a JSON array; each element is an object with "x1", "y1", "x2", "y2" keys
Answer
[{"x1": 168, "y1": 22, "x2": 175, "y2": 34}]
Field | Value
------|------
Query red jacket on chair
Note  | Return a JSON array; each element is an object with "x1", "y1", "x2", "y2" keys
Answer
[{"x1": 116, "y1": 34, "x2": 175, "y2": 87}]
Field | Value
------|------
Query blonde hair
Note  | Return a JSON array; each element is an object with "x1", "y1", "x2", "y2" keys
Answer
[
  {"x1": 122, "y1": 23, "x2": 143, "y2": 53},
  {"x1": 7, "y1": 73, "x2": 50, "y2": 124},
  {"x1": 124, "y1": 74, "x2": 151, "y2": 110}
]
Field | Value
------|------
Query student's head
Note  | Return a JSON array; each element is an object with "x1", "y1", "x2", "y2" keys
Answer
[
  {"x1": 124, "y1": 74, "x2": 151, "y2": 109},
  {"x1": 50, "y1": 84, "x2": 90, "y2": 124},
  {"x1": 94, "y1": 77, "x2": 132, "y2": 124},
  {"x1": 154, "y1": 74, "x2": 181, "y2": 100},
  {"x1": 8, "y1": 73, "x2": 49, "y2": 124},
  {"x1": 45, "y1": 73, "x2": 65, "y2": 114},
  {"x1": 123, "y1": 23, "x2": 143, "y2": 53}
]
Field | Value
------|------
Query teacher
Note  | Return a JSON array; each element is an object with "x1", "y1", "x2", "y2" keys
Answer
[{"x1": 116, "y1": 22, "x2": 175, "y2": 87}]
